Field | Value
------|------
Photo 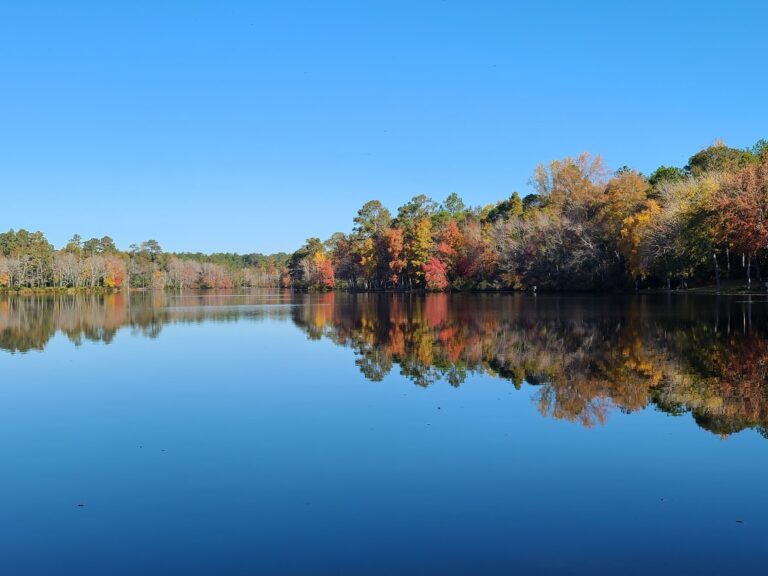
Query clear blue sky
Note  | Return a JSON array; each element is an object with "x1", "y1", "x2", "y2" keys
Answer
[{"x1": 1, "y1": 1, "x2": 766, "y2": 254}]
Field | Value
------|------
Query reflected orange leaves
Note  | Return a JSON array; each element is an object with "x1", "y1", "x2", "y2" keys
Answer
[
  {"x1": 293, "y1": 294, "x2": 768, "y2": 437},
  {"x1": 3, "y1": 291, "x2": 768, "y2": 438}
]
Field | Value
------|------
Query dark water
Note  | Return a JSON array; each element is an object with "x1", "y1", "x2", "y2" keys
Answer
[{"x1": 1, "y1": 290, "x2": 766, "y2": 575}]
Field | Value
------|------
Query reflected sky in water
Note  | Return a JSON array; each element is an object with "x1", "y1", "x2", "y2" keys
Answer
[{"x1": 1, "y1": 291, "x2": 766, "y2": 575}]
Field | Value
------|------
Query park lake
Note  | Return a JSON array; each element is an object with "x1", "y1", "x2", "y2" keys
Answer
[{"x1": 0, "y1": 290, "x2": 766, "y2": 575}]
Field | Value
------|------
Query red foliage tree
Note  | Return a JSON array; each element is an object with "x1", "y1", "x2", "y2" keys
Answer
[
  {"x1": 422, "y1": 257, "x2": 449, "y2": 291},
  {"x1": 319, "y1": 257, "x2": 335, "y2": 288},
  {"x1": 383, "y1": 227, "x2": 407, "y2": 286}
]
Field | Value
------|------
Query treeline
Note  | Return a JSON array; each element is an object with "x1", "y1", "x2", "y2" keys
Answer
[
  {"x1": 4, "y1": 138, "x2": 767, "y2": 293},
  {"x1": 0, "y1": 232, "x2": 289, "y2": 290},
  {"x1": 289, "y1": 138, "x2": 768, "y2": 291}
]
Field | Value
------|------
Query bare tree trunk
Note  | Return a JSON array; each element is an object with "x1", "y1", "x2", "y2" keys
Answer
[{"x1": 713, "y1": 252, "x2": 720, "y2": 290}]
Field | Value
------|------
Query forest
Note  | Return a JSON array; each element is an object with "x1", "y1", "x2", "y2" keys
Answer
[
  {"x1": 2, "y1": 138, "x2": 766, "y2": 292},
  {"x1": 289, "y1": 138, "x2": 768, "y2": 291},
  {"x1": 0, "y1": 232, "x2": 289, "y2": 291}
]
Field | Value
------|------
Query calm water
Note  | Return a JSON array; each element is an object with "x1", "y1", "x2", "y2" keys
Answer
[{"x1": 1, "y1": 290, "x2": 766, "y2": 575}]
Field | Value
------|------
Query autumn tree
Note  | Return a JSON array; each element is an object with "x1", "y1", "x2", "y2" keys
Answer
[
  {"x1": 349, "y1": 200, "x2": 393, "y2": 289},
  {"x1": 641, "y1": 172, "x2": 725, "y2": 286},
  {"x1": 423, "y1": 257, "x2": 449, "y2": 291},
  {"x1": 686, "y1": 140, "x2": 757, "y2": 177},
  {"x1": 525, "y1": 153, "x2": 614, "y2": 287},
  {"x1": 619, "y1": 201, "x2": 661, "y2": 281},
  {"x1": 382, "y1": 227, "x2": 407, "y2": 287},
  {"x1": 404, "y1": 217, "x2": 434, "y2": 287},
  {"x1": 714, "y1": 155, "x2": 768, "y2": 286},
  {"x1": 289, "y1": 237, "x2": 335, "y2": 290}
]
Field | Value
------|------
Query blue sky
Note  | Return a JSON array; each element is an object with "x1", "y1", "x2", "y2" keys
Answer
[{"x1": 1, "y1": 1, "x2": 766, "y2": 254}]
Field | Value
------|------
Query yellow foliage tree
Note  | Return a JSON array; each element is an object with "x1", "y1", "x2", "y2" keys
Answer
[{"x1": 619, "y1": 200, "x2": 660, "y2": 279}]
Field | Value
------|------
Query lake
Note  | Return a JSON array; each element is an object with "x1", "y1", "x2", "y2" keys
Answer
[{"x1": 0, "y1": 290, "x2": 766, "y2": 575}]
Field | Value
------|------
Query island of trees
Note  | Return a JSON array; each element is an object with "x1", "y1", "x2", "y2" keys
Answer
[{"x1": 1, "y1": 138, "x2": 766, "y2": 293}]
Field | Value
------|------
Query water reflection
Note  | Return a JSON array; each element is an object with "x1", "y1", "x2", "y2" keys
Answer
[
  {"x1": 0, "y1": 291, "x2": 295, "y2": 352},
  {"x1": 2, "y1": 290, "x2": 768, "y2": 438}
]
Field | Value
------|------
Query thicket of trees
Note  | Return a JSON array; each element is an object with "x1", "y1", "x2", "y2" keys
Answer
[
  {"x1": 0, "y1": 232, "x2": 289, "y2": 290},
  {"x1": 3, "y1": 138, "x2": 767, "y2": 293},
  {"x1": 289, "y1": 138, "x2": 768, "y2": 291}
]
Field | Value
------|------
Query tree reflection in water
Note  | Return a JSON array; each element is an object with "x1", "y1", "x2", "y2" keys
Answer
[
  {"x1": 292, "y1": 293, "x2": 768, "y2": 437},
  {"x1": 2, "y1": 290, "x2": 767, "y2": 438}
]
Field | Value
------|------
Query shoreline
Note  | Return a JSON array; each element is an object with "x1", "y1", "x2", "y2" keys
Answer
[{"x1": 3, "y1": 283, "x2": 766, "y2": 297}]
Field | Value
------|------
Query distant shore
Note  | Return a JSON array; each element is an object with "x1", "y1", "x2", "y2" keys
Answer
[{"x1": 7, "y1": 284, "x2": 768, "y2": 297}]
